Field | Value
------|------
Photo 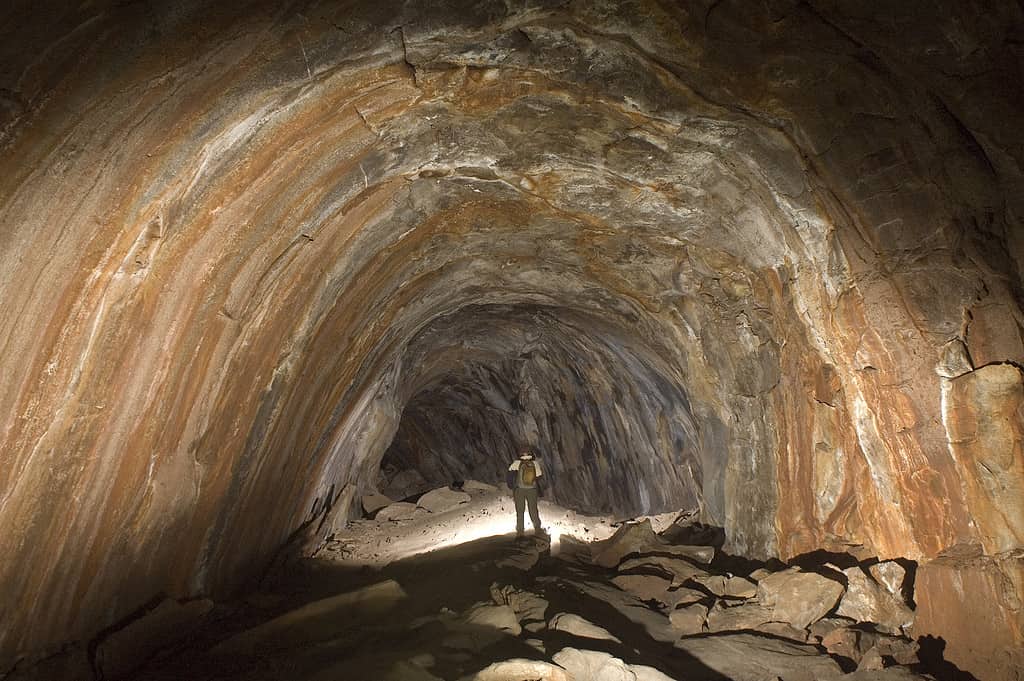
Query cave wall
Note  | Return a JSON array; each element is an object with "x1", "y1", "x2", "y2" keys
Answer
[{"x1": 1, "y1": 0, "x2": 1022, "y2": 677}]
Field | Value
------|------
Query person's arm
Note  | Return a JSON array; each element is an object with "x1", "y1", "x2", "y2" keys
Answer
[{"x1": 506, "y1": 461, "x2": 518, "y2": 489}]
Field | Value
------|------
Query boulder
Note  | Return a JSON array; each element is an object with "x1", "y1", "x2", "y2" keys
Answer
[
  {"x1": 691, "y1": 574, "x2": 756, "y2": 598},
  {"x1": 417, "y1": 487, "x2": 471, "y2": 513},
  {"x1": 592, "y1": 520, "x2": 712, "y2": 567},
  {"x1": 463, "y1": 603, "x2": 521, "y2": 636},
  {"x1": 822, "y1": 626, "x2": 866, "y2": 662},
  {"x1": 552, "y1": 648, "x2": 634, "y2": 681},
  {"x1": 96, "y1": 597, "x2": 214, "y2": 680},
  {"x1": 376, "y1": 502, "x2": 419, "y2": 521},
  {"x1": 467, "y1": 659, "x2": 572, "y2": 681},
  {"x1": 674, "y1": 633, "x2": 844, "y2": 681},
  {"x1": 868, "y1": 561, "x2": 907, "y2": 598},
  {"x1": 546, "y1": 578, "x2": 677, "y2": 643},
  {"x1": 384, "y1": 469, "x2": 429, "y2": 500},
  {"x1": 463, "y1": 479, "x2": 498, "y2": 493},
  {"x1": 669, "y1": 603, "x2": 708, "y2": 635},
  {"x1": 612, "y1": 573, "x2": 675, "y2": 603},
  {"x1": 666, "y1": 586, "x2": 707, "y2": 606},
  {"x1": 617, "y1": 555, "x2": 708, "y2": 585},
  {"x1": 808, "y1": 616, "x2": 857, "y2": 641},
  {"x1": 755, "y1": 622, "x2": 809, "y2": 642},
  {"x1": 490, "y1": 583, "x2": 548, "y2": 627},
  {"x1": 857, "y1": 647, "x2": 886, "y2": 671},
  {"x1": 549, "y1": 612, "x2": 621, "y2": 642},
  {"x1": 213, "y1": 580, "x2": 405, "y2": 654},
  {"x1": 705, "y1": 601, "x2": 773, "y2": 633},
  {"x1": 756, "y1": 567, "x2": 845, "y2": 629},
  {"x1": 836, "y1": 567, "x2": 914, "y2": 634},
  {"x1": 363, "y1": 493, "x2": 393, "y2": 515},
  {"x1": 875, "y1": 635, "x2": 920, "y2": 665}
]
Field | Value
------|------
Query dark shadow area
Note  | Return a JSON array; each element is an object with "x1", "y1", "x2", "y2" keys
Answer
[{"x1": 914, "y1": 635, "x2": 982, "y2": 681}]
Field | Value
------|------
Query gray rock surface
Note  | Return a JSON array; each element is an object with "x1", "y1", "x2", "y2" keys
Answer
[
  {"x1": 836, "y1": 567, "x2": 914, "y2": 634},
  {"x1": 417, "y1": 487, "x2": 471, "y2": 513},
  {"x1": 548, "y1": 613, "x2": 621, "y2": 642}
]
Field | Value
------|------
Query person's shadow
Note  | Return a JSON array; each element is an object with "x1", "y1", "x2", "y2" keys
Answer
[{"x1": 915, "y1": 635, "x2": 980, "y2": 681}]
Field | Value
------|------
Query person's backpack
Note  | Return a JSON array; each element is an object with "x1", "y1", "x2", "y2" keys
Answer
[{"x1": 518, "y1": 460, "x2": 537, "y2": 487}]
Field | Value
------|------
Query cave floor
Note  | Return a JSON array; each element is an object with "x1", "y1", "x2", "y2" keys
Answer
[{"x1": 124, "y1": 491, "x2": 928, "y2": 681}]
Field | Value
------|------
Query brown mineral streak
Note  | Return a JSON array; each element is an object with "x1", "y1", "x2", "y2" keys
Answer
[{"x1": 1, "y1": 0, "x2": 1022, "y2": 676}]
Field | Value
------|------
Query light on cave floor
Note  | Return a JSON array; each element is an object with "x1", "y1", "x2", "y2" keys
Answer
[{"x1": 328, "y1": 491, "x2": 616, "y2": 567}]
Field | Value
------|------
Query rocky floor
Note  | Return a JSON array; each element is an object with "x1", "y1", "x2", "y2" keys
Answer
[{"x1": 113, "y1": 486, "x2": 946, "y2": 681}]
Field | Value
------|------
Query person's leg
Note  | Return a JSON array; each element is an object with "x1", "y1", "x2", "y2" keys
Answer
[
  {"x1": 513, "y1": 488, "x2": 526, "y2": 536},
  {"x1": 526, "y1": 487, "x2": 542, "y2": 533}
]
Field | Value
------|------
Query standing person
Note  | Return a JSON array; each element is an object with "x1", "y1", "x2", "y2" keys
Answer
[{"x1": 508, "y1": 450, "x2": 545, "y2": 539}]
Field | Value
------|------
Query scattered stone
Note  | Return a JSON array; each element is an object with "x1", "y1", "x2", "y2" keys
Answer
[
  {"x1": 705, "y1": 601, "x2": 773, "y2": 633},
  {"x1": 724, "y1": 576, "x2": 758, "y2": 598},
  {"x1": 822, "y1": 626, "x2": 865, "y2": 662},
  {"x1": 808, "y1": 616, "x2": 857, "y2": 641},
  {"x1": 749, "y1": 567, "x2": 773, "y2": 581},
  {"x1": 868, "y1": 561, "x2": 907, "y2": 598},
  {"x1": 417, "y1": 487, "x2": 471, "y2": 513},
  {"x1": 555, "y1": 534, "x2": 593, "y2": 563},
  {"x1": 376, "y1": 502, "x2": 419, "y2": 522},
  {"x1": 836, "y1": 566, "x2": 914, "y2": 634},
  {"x1": 547, "y1": 578, "x2": 677, "y2": 642},
  {"x1": 668, "y1": 602, "x2": 708, "y2": 634},
  {"x1": 549, "y1": 612, "x2": 621, "y2": 642},
  {"x1": 384, "y1": 469, "x2": 429, "y2": 501},
  {"x1": 463, "y1": 480, "x2": 498, "y2": 493},
  {"x1": 755, "y1": 621, "x2": 809, "y2": 642},
  {"x1": 463, "y1": 602, "x2": 521, "y2": 636},
  {"x1": 96, "y1": 597, "x2": 214, "y2": 680},
  {"x1": 591, "y1": 520, "x2": 712, "y2": 568},
  {"x1": 875, "y1": 635, "x2": 920, "y2": 665},
  {"x1": 612, "y1": 573, "x2": 674, "y2": 603},
  {"x1": 756, "y1": 567, "x2": 845, "y2": 629},
  {"x1": 363, "y1": 492, "x2": 393, "y2": 515},
  {"x1": 666, "y1": 586, "x2": 707, "y2": 606},
  {"x1": 466, "y1": 659, "x2": 572, "y2": 681},
  {"x1": 490, "y1": 583, "x2": 548, "y2": 627},
  {"x1": 674, "y1": 633, "x2": 844, "y2": 681},
  {"x1": 551, "y1": 648, "x2": 635, "y2": 681},
  {"x1": 618, "y1": 555, "x2": 708, "y2": 585},
  {"x1": 212, "y1": 580, "x2": 405, "y2": 654},
  {"x1": 857, "y1": 647, "x2": 886, "y2": 671}
]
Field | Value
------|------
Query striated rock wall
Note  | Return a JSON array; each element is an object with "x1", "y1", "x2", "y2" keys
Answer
[{"x1": 0, "y1": 0, "x2": 1021, "y2": 676}]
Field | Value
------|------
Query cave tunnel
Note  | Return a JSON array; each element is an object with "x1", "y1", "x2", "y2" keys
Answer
[{"x1": 0, "y1": 1, "x2": 1022, "y2": 679}]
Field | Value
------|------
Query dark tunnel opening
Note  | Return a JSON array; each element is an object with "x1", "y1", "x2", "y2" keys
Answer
[{"x1": 377, "y1": 305, "x2": 712, "y2": 519}]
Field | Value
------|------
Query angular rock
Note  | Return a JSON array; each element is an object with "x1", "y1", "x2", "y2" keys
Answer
[
  {"x1": 875, "y1": 635, "x2": 920, "y2": 665},
  {"x1": 868, "y1": 561, "x2": 907, "y2": 598},
  {"x1": 612, "y1": 573, "x2": 674, "y2": 603},
  {"x1": 705, "y1": 601, "x2": 773, "y2": 633},
  {"x1": 808, "y1": 616, "x2": 857, "y2": 641},
  {"x1": 549, "y1": 612, "x2": 621, "y2": 642},
  {"x1": 463, "y1": 602, "x2": 521, "y2": 636},
  {"x1": 935, "y1": 338, "x2": 973, "y2": 379},
  {"x1": 692, "y1": 574, "x2": 756, "y2": 598},
  {"x1": 416, "y1": 487, "x2": 471, "y2": 513},
  {"x1": 376, "y1": 502, "x2": 419, "y2": 522},
  {"x1": 490, "y1": 583, "x2": 548, "y2": 627},
  {"x1": 592, "y1": 520, "x2": 712, "y2": 568},
  {"x1": 463, "y1": 480, "x2": 498, "y2": 493},
  {"x1": 213, "y1": 580, "x2": 405, "y2": 654},
  {"x1": 822, "y1": 626, "x2": 867, "y2": 662},
  {"x1": 666, "y1": 586, "x2": 708, "y2": 606},
  {"x1": 96, "y1": 597, "x2": 214, "y2": 680},
  {"x1": 857, "y1": 647, "x2": 886, "y2": 671},
  {"x1": 384, "y1": 469, "x2": 429, "y2": 501},
  {"x1": 617, "y1": 555, "x2": 708, "y2": 585},
  {"x1": 467, "y1": 659, "x2": 572, "y2": 681},
  {"x1": 546, "y1": 578, "x2": 677, "y2": 643},
  {"x1": 363, "y1": 493, "x2": 393, "y2": 515},
  {"x1": 755, "y1": 621, "x2": 809, "y2": 642},
  {"x1": 836, "y1": 567, "x2": 914, "y2": 634},
  {"x1": 674, "y1": 633, "x2": 844, "y2": 681},
  {"x1": 551, "y1": 648, "x2": 635, "y2": 681},
  {"x1": 669, "y1": 603, "x2": 708, "y2": 635},
  {"x1": 756, "y1": 567, "x2": 844, "y2": 629}
]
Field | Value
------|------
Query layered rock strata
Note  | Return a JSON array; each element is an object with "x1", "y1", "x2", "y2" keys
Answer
[{"x1": 0, "y1": 0, "x2": 1022, "y2": 677}]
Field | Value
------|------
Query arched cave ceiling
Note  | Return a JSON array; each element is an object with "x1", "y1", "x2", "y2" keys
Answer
[{"x1": 0, "y1": 0, "x2": 1022, "y2": 670}]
